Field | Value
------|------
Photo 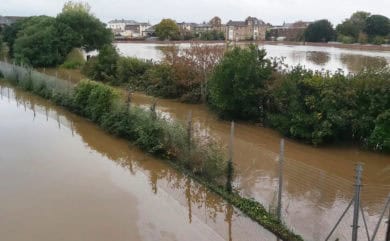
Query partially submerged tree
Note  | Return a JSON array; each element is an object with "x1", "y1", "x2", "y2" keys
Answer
[
  {"x1": 159, "y1": 43, "x2": 225, "y2": 102},
  {"x1": 208, "y1": 45, "x2": 274, "y2": 120}
]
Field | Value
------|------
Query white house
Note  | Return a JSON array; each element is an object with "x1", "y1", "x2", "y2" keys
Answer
[{"x1": 107, "y1": 19, "x2": 151, "y2": 38}]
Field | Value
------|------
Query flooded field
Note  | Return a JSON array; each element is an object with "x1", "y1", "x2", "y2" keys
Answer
[
  {"x1": 0, "y1": 81, "x2": 277, "y2": 241},
  {"x1": 5, "y1": 41, "x2": 390, "y2": 241},
  {"x1": 130, "y1": 91, "x2": 390, "y2": 241}
]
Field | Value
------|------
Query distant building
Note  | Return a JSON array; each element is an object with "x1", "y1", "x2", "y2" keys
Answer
[
  {"x1": 0, "y1": 16, "x2": 26, "y2": 29},
  {"x1": 143, "y1": 25, "x2": 156, "y2": 37},
  {"x1": 107, "y1": 19, "x2": 151, "y2": 38},
  {"x1": 226, "y1": 16, "x2": 267, "y2": 41},
  {"x1": 193, "y1": 23, "x2": 213, "y2": 35},
  {"x1": 177, "y1": 22, "x2": 196, "y2": 32},
  {"x1": 267, "y1": 21, "x2": 311, "y2": 41}
]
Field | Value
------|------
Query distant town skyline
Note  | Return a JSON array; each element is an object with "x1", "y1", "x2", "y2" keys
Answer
[{"x1": 1, "y1": 0, "x2": 389, "y2": 25}]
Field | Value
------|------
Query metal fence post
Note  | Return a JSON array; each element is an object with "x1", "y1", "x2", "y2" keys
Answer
[
  {"x1": 386, "y1": 206, "x2": 390, "y2": 241},
  {"x1": 352, "y1": 163, "x2": 363, "y2": 241},
  {"x1": 226, "y1": 121, "x2": 234, "y2": 193},
  {"x1": 187, "y1": 111, "x2": 192, "y2": 155},
  {"x1": 277, "y1": 138, "x2": 285, "y2": 222},
  {"x1": 371, "y1": 194, "x2": 390, "y2": 241}
]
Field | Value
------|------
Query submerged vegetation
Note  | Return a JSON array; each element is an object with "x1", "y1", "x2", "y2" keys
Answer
[
  {"x1": 208, "y1": 46, "x2": 389, "y2": 152},
  {"x1": 82, "y1": 43, "x2": 225, "y2": 103},
  {"x1": 82, "y1": 43, "x2": 389, "y2": 152}
]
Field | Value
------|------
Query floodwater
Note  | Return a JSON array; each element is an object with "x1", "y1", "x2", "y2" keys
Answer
[
  {"x1": 129, "y1": 92, "x2": 390, "y2": 241},
  {"x1": 0, "y1": 81, "x2": 278, "y2": 241},
  {"x1": 115, "y1": 42, "x2": 390, "y2": 73}
]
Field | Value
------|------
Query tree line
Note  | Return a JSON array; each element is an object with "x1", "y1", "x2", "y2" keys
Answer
[{"x1": 304, "y1": 11, "x2": 390, "y2": 44}]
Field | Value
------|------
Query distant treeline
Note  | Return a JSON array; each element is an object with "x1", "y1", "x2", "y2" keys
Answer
[{"x1": 302, "y1": 11, "x2": 390, "y2": 44}]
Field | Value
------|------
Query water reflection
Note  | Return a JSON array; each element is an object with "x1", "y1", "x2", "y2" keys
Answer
[
  {"x1": 340, "y1": 54, "x2": 388, "y2": 73},
  {"x1": 0, "y1": 82, "x2": 277, "y2": 241},
  {"x1": 306, "y1": 51, "x2": 330, "y2": 66}
]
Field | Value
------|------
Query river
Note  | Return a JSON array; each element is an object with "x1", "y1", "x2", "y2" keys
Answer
[
  {"x1": 114, "y1": 42, "x2": 390, "y2": 74},
  {"x1": 0, "y1": 81, "x2": 277, "y2": 241}
]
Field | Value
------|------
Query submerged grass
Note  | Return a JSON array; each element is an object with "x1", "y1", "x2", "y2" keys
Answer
[{"x1": 0, "y1": 61, "x2": 304, "y2": 241}]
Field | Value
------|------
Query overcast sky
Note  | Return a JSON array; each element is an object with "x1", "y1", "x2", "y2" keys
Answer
[{"x1": 1, "y1": 0, "x2": 389, "y2": 25}]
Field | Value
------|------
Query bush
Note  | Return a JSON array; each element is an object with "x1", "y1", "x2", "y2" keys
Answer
[
  {"x1": 82, "y1": 44, "x2": 119, "y2": 82},
  {"x1": 370, "y1": 35, "x2": 386, "y2": 45},
  {"x1": 367, "y1": 110, "x2": 390, "y2": 152},
  {"x1": 101, "y1": 105, "x2": 134, "y2": 139},
  {"x1": 145, "y1": 64, "x2": 179, "y2": 98},
  {"x1": 267, "y1": 66, "x2": 390, "y2": 147},
  {"x1": 208, "y1": 45, "x2": 273, "y2": 120},
  {"x1": 116, "y1": 57, "x2": 153, "y2": 86},
  {"x1": 337, "y1": 34, "x2": 355, "y2": 44},
  {"x1": 73, "y1": 80, "x2": 119, "y2": 123},
  {"x1": 61, "y1": 48, "x2": 85, "y2": 69}
]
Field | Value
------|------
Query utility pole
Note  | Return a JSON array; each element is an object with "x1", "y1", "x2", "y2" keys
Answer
[
  {"x1": 386, "y1": 207, "x2": 390, "y2": 241},
  {"x1": 277, "y1": 138, "x2": 285, "y2": 222},
  {"x1": 352, "y1": 163, "x2": 363, "y2": 241}
]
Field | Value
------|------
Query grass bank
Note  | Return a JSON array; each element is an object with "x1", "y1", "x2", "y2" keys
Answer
[{"x1": 0, "y1": 61, "x2": 304, "y2": 241}]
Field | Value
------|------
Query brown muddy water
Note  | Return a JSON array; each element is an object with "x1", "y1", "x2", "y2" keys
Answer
[
  {"x1": 130, "y1": 92, "x2": 390, "y2": 241},
  {"x1": 0, "y1": 81, "x2": 278, "y2": 241}
]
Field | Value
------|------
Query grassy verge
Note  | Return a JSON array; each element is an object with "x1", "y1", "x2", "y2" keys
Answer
[{"x1": 0, "y1": 62, "x2": 304, "y2": 241}]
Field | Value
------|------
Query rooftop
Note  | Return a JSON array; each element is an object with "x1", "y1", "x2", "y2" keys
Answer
[
  {"x1": 226, "y1": 20, "x2": 246, "y2": 26},
  {"x1": 0, "y1": 16, "x2": 26, "y2": 26},
  {"x1": 108, "y1": 19, "x2": 150, "y2": 26}
]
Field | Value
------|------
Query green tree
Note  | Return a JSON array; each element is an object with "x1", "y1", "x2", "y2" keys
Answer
[
  {"x1": 304, "y1": 19, "x2": 335, "y2": 42},
  {"x1": 2, "y1": 17, "x2": 31, "y2": 57},
  {"x1": 13, "y1": 16, "x2": 71, "y2": 67},
  {"x1": 350, "y1": 11, "x2": 370, "y2": 29},
  {"x1": 368, "y1": 110, "x2": 390, "y2": 152},
  {"x1": 365, "y1": 15, "x2": 390, "y2": 36},
  {"x1": 155, "y1": 19, "x2": 180, "y2": 40},
  {"x1": 56, "y1": 5, "x2": 113, "y2": 51},
  {"x1": 62, "y1": 0, "x2": 91, "y2": 13},
  {"x1": 83, "y1": 44, "x2": 119, "y2": 82},
  {"x1": 208, "y1": 45, "x2": 273, "y2": 120},
  {"x1": 337, "y1": 11, "x2": 371, "y2": 40},
  {"x1": 0, "y1": 35, "x2": 4, "y2": 59},
  {"x1": 336, "y1": 20, "x2": 360, "y2": 41}
]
